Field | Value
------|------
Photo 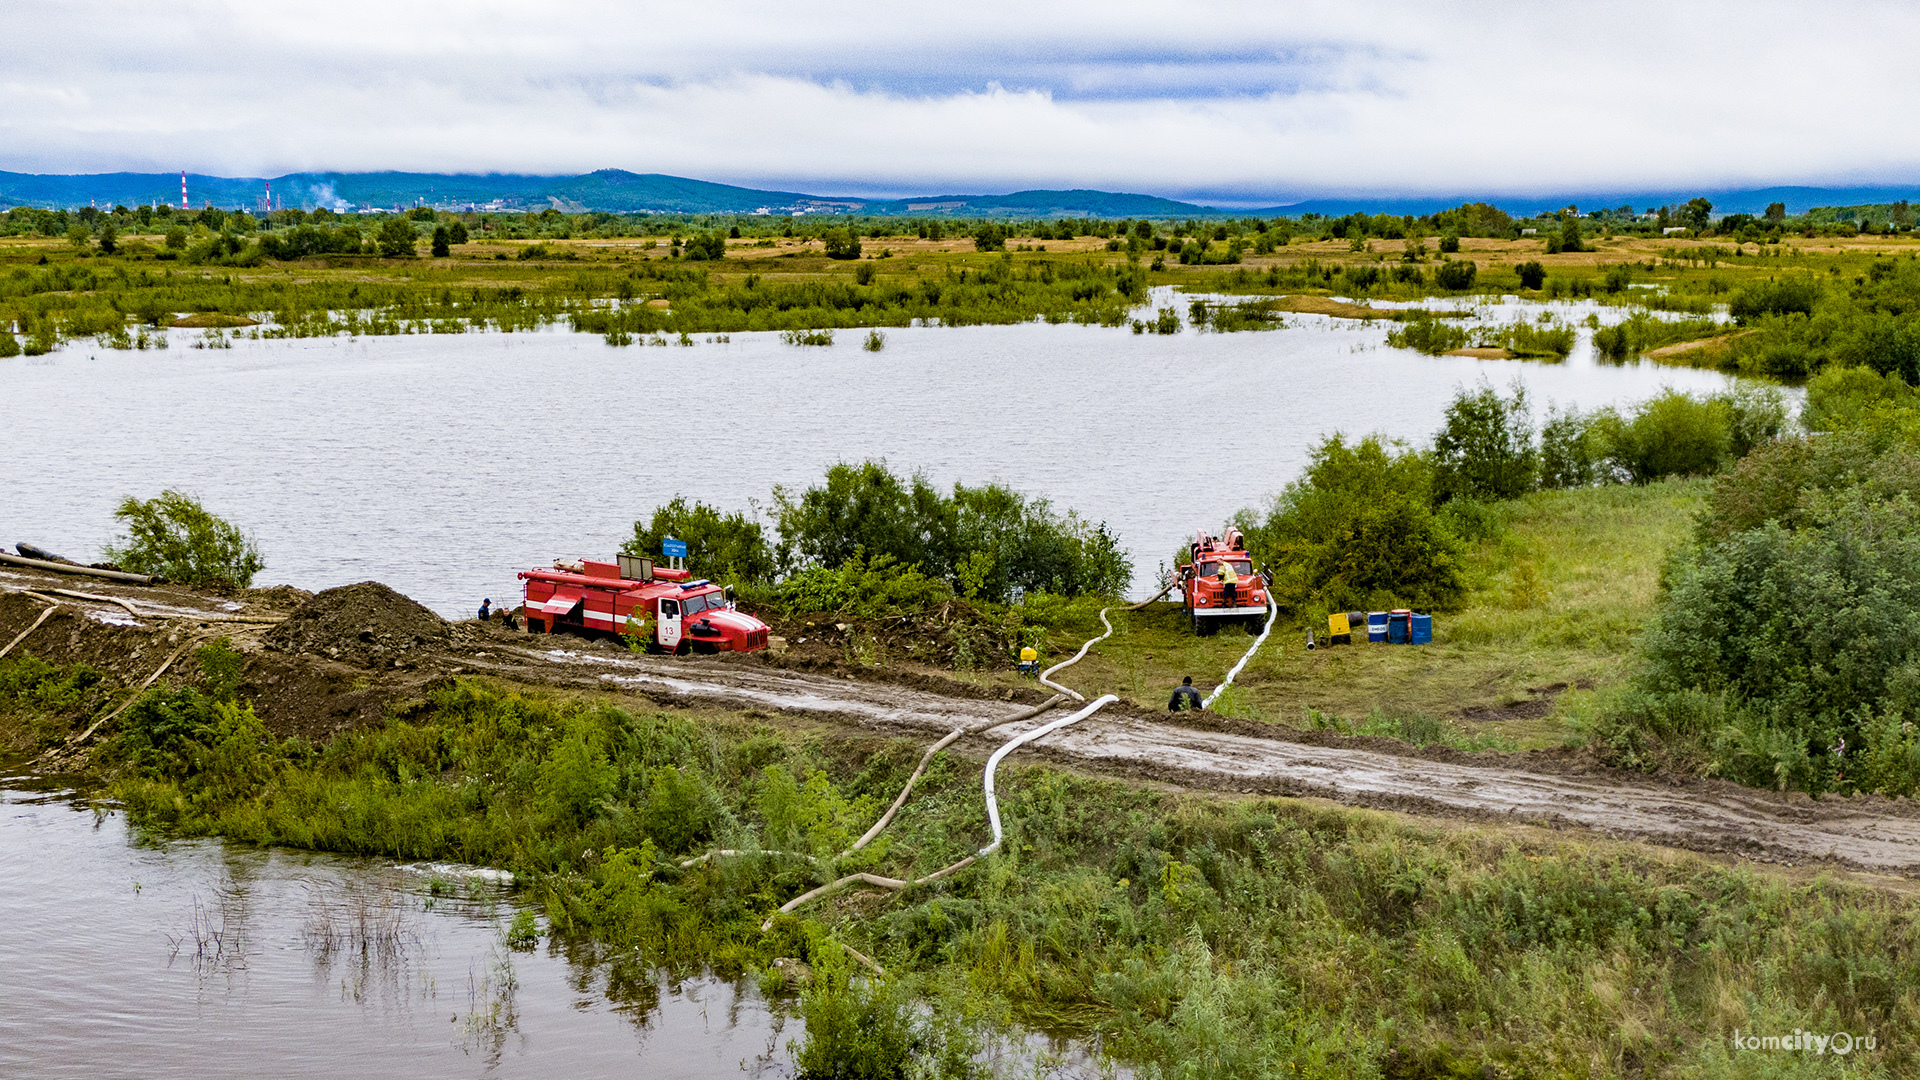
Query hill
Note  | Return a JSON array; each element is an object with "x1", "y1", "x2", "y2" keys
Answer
[{"x1": 4, "y1": 168, "x2": 1919, "y2": 221}]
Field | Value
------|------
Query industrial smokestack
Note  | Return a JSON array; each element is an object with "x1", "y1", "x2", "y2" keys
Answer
[{"x1": 180, "y1": 171, "x2": 187, "y2": 211}]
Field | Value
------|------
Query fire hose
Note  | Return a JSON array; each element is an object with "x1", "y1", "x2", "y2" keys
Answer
[{"x1": 1203, "y1": 591, "x2": 1279, "y2": 709}]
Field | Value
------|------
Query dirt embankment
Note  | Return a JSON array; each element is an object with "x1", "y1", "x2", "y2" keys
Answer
[{"x1": 10, "y1": 570, "x2": 1920, "y2": 875}]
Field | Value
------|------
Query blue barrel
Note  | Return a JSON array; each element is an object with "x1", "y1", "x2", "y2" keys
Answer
[
  {"x1": 1411, "y1": 613, "x2": 1432, "y2": 644},
  {"x1": 1387, "y1": 610, "x2": 1411, "y2": 644},
  {"x1": 1366, "y1": 612, "x2": 1388, "y2": 643}
]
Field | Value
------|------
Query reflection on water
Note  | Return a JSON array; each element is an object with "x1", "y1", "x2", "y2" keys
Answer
[
  {"x1": 0, "y1": 758, "x2": 790, "y2": 1079},
  {"x1": 0, "y1": 758, "x2": 1123, "y2": 1079},
  {"x1": 0, "y1": 294, "x2": 1762, "y2": 614}
]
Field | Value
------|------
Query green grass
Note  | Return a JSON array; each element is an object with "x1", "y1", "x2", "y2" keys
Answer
[
  {"x1": 5, "y1": 661, "x2": 1912, "y2": 1079},
  {"x1": 965, "y1": 480, "x2": 1706, "y2": 751}
]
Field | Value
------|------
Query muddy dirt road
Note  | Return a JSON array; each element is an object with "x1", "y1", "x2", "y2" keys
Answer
[{"x1": 9, "y1": 571, "x2": 1920, "y2": 876}]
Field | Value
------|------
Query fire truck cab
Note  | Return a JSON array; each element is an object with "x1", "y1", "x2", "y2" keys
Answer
[
  {"x1": 1177, "y1": 528, "x2": 1269, "y2": 636},
  {"x1": 519, "y1": 554, "x2": 771, "y2": 654}
]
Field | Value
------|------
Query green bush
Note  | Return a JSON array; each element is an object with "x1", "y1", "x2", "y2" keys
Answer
[
  {"x1": 1800, "y1": 364, "x2": 1916, "y2": 433},
  {"x1": 771, "y1": 551, "x2": 953, "y2": 617},
  {"x1": 1475, "y1": 316, "x2": 1574, "y2": 358},
  {"x1": 773, "y1": 461, "x2": 1129, "y2": 603},
  {"x1": 1514, "y1": 261, "x2": 1546, "y2": 290},
  {"x1": 1432, "y1": 258, "x2": 1476, "y2": 290},
  {"x1": 374, "y1": 217, "x2": 417, "y2": 258},
  {"x1": 1429, "y1": 382, "x2": 1535, "y2": 502},
  {"x1": 1728, "y1": 276, "x2": 1820, "y2": 321},
  {"x1": 1246, "y1": 434, "x2": 1466, "y2": 613},
  {"x1": 1383, "y1": 312, "x2": 1466, "y2": 354},
  {"x1": 103, "y1": 489, "x2": 265, "y2": 588},
  {"x1": 622, "y1": 496, "x2": 774, "y2": 585}
]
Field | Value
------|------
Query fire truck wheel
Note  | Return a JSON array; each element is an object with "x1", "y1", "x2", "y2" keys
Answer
[
  {"x1": 1247, "y1": 615, "x2": 1266, "y2": 635},
  {"x1": 1193, "y1": 615, "x2": 1216, "y2": 637},
  {"x1": 674, "y1": 639, "x2": 692, "y2": 656}
]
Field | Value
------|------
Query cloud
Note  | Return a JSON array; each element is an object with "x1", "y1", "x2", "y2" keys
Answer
[{"x1": 4, "y1": 0, "x2": 1920, "y2": 200}]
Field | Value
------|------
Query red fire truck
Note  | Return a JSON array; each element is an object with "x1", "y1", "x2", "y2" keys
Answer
[
  {"x1": 1177, "y1": 528, "x2": 1269, "y2": 636},
  {"x1": 519, "y1": 554, "x2": 771, "y2": 654}
]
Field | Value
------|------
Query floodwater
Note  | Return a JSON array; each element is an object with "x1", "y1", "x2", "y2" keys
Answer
[
  {"x1": 0, "y1": 757, "x2": 793, "y2": 1080},
  {"x1": 0, "y1": 291, "x2": 1755, "y2": 615}
]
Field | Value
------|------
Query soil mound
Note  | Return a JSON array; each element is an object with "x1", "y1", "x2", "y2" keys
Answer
[{"x1": 265, "y1": 581, "x2": 450, "y2": 668}]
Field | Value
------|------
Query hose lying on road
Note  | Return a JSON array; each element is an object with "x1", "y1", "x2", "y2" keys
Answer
[
  {"x1": 1202, "y1": 593, "x2": 1278, "y2": 709},
  {"x1": 980, "y1": 694, "x2": 1118, "y2": 856}
]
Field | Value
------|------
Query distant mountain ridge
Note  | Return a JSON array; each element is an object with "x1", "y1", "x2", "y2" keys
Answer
[{"x1": 3, "y1": 168, "x2": 1917, "y2": 220}]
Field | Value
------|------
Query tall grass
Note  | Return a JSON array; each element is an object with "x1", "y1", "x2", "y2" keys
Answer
[{"x1": 4, "y1": 647, "x2": 1904, "y2": 1078}]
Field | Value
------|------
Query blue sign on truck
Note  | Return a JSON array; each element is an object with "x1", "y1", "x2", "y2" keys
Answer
[{"x1": 661, "y1": 537, "x2": 688, "y2": 559}]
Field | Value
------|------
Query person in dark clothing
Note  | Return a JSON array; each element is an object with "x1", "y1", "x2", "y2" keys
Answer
[
  {"x1": 478, "y1": 598, "x2": 492, "y2": 622},
  {"x1": 1168, "y1": 675, "x2": 1203, "y2": 712}
]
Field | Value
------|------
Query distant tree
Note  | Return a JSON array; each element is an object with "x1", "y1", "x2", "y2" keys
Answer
[
  {"x1": 1558, "y1": 217, "x2": 1583, "y2": 253},
  {"x1": 97, "y1": 223, "x2": 117, "y2": 255},
  {"x1": 407, "y1": 206, "x2": 434, "y2": 222},
  {"x1": 1134, "y1": 220, "x2": 1153, "y2": 239},
  {"x1": 448, "y1": 219, "x2": 468, "y2": 245},
  {"x1": 821, "y1": 227, "x2": 861, "y2": 260},
  {"x1": 1438, "y1": 230, "x2": 1460, "y2": 253},
  {"x1": 684, "y1": 230, "x2": 727, "y2": 260},
  {"x1": 1765, "y1": 201, "x2": 1787, "y2": 223},
  {"x1": 972, "y1": 223, "x2": 1007, "y2": 251},
  {"x1": 164, "y1": 226, "x2": 187, "y2": 250},
  {"x1": 728, "y1": 224, "x2": 741, "y2": 239},
  {"x1": 430, "y1": 225, "x2": 450, "y2": 257},
  {"x1": 1515, "y1": 260, "x2": 1547, "y2": 290},
  {"x1": 66, "y1": 225, "x2": 89, "y2": 249},
  {"x1": 1433, "y1": 259, "x2": 1477, "y2": 290},
  {"x1": 1683, "y1": 197, "x2": 1714, "y2": 230},
  {"x1": 375, "y1": 217, "x2": 417, "y2": 257},
  {"x1": 1895, "y1": 201, "x2": 1915, "y2": 231}
]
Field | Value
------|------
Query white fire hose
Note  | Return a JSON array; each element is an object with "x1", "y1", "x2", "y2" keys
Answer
[
  {"x1": 1202, "y1": 592, "x2": 1278, "y2": 709},
  {"x1": 979, "y1": 694, "x2": 1118, "y2": 856}
]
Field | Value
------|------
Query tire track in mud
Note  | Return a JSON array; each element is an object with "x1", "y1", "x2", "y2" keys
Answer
[{"x1": 493, "y1": 643, "x2": 1920, "y2": 875}]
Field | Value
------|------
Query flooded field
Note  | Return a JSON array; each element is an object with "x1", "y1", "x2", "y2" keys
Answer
[{"x1": 0, "y1": 293, "x2": 1751, "y2": 614}]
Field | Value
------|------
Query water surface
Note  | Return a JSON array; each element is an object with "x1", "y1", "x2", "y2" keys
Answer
[{"x1": 1, "y1": 296, "x2": 1751, "y2": 613}]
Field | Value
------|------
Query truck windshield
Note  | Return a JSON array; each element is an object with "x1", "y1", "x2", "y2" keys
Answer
[{"x1": 681, "y1": 591, "x2": 722, "y2": 615}]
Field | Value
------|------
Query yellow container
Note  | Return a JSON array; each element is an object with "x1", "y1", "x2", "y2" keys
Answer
[{"x1": 1328, "y1": 612, "x2": 1351, "y2": 637}]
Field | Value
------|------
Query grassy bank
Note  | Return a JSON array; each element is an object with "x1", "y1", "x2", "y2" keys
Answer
[
  {"x1": 3, "y1": 660, "x2": 1915, "y2": 1078},
  {"x1": 948, "y1": 479, "x2": 1706, "y2": 753}
]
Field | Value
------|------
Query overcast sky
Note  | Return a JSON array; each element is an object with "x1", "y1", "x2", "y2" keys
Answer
[{"x1": 5, "y1": 0, "x2": 1918, "y2": 201}]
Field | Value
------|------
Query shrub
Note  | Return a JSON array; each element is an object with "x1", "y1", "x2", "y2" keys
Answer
[
  {"x1": 1631, "y1": 493, "x2": 1920, "y2": 794},
  {"x1": 1384, "y1": 312, "x2": 1466, "y2": 354},
  {"x1": 1430, "y1": 382, "x2": 1535, "y2": 502},
  {"x1": 971, "y1": 223, "x2": 1007, "y2": 252},
  {"x1": 1435, "y1": 257, "x2": 1477, "y2": 289},
  {"x1": 1800, "y1": 365, "x2": 1915, "y2": 433},
  {"x1": 622, "y1": 496, "x2": 775, "y2": 585},
  {"x1": 103, "y1": 490, "x2": 265, "y2": 588},
  {"x1": 374, "y1": 217, "x2": 417, "y2": 257},
  {"x1": 772, "y1": 461, "x2": 1129, "y2": 603},
  {"x1": 1438, "y1": 231, "x2": 1460, "y2": 254},
  {"x1": 1246, "y1": 434, "x2": 1466, "y2": 613},
  {"x1": 1728, "y1": 276, "x2": 1820, "y2": 322},
  {"x1": 1514, "y1": 261, "x2": 1546, "y2": 290},
  {"x1": 429, "y1": 226, "x2": 450, "y2": 257},
  {"x1": 822, "y1": 228, "x2": 862, "y2": 260}
]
